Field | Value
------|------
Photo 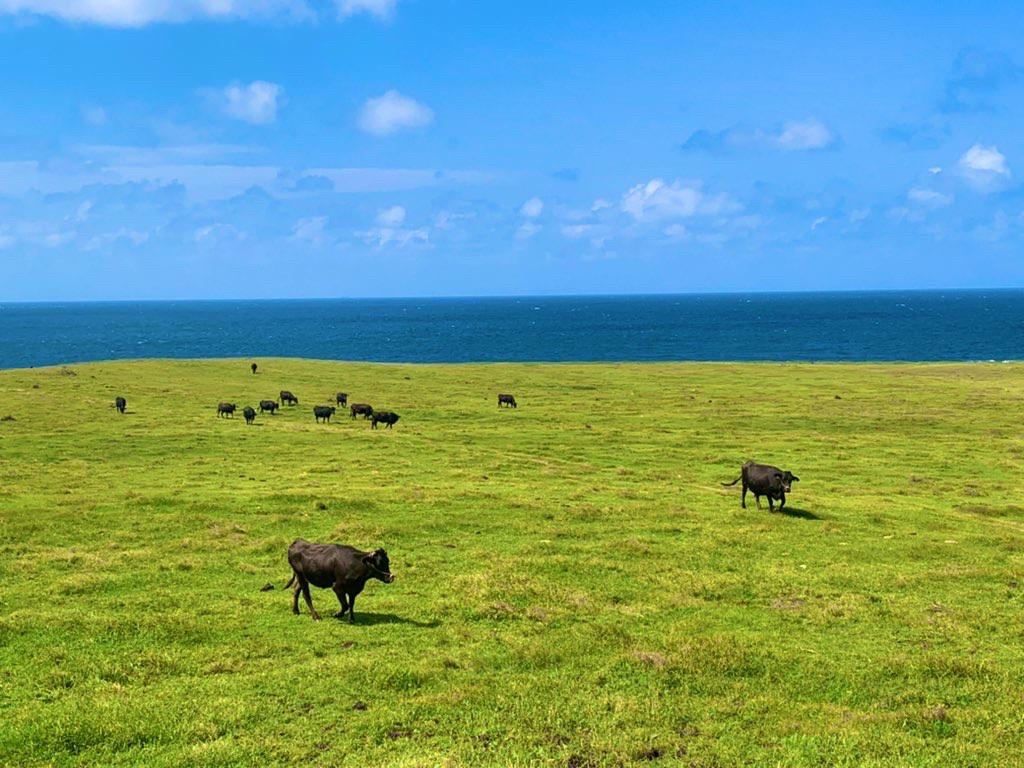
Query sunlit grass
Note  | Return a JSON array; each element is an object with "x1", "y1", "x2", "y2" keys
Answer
[{"x1": 1, "y1": 359, "x2": 1023, "y2": 766}]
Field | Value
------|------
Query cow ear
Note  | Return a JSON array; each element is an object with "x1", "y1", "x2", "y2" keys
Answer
[{"x1": 361, "y1": 555, "x2": 373, "y2": 566}]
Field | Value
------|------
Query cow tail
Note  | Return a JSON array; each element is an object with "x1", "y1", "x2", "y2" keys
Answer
[
  {"x1": 721, "y1": 476, "x2": 741, "y2": 487},
  {"x1": 283, "y1": 573, "x2": 296, "y2": 589}
]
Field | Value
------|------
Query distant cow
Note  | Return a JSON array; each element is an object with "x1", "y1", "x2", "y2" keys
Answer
[
  {"x1": 114, "y1": 396, "x2": 127, "y2": 414},
  {"x1": 313, "y1": 405, "x2": 336, "y2": 423},
  {"x1": 280, "y1": 391, "x2": 299, "y2": 406},
  {"x1": 251, "y1": 363, "x2": 258, "y2": 375},
  {"x1": 243, "y1": 406, "x2": 257, "y2": 424},
  {"x1": 371, "y1": 411, "x2": 400, "y2": 429},
  {"x1": 217, "y1": 402, "x2": 237, "y2": 418},
  {"x1": 350, "y1": 403, "x2": 373, "y2": 419},
  {"x1": 722, "y1": 461, "x2": 800, "y2": 511},
  {"x1": 336, "y1": 392, "x2": 348, "y2": 407},
  {"x1": 285, "y1": 539, "x2": 395, "y2": 623},
  {"x1": 498, "y1": 394, "x2": 517, "y2": 408},
  {"x1": 259, "y1": 400, "x2": 279, "y2": 414}
]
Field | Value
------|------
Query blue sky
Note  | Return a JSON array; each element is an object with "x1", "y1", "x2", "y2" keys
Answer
[{"x1": 1, "y1": 0, "x2": 1023, "y2": 300}]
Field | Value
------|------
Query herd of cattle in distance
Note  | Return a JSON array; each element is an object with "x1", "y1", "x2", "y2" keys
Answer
[
  {"x1": 212, "y1": 390, "x2": 402, "y2": 429},
  {"x1": 108, "y1": 363, "x2": 800, "y2": 623}
]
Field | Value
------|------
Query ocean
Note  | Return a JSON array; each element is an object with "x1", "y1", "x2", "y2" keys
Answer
[{"x1": 1, "y1": 290, "x2": 1022, "y2": 369}]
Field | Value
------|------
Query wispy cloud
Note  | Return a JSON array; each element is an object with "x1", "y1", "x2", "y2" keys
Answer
[
  {"x1": 940, "y1": 48, "x2": 1022, "y2": 114},
  {"x1": 681, "y1": 118, "x2": 836, "y2": 153},
  {"x1": 621, "y1": 179, "x2": 738, "y2": 222},
  {"x1": 519, "y1": 197, "x2": 543, "y2": 218},
  {"x1": 219, "y1": 81, "x2": 284, "y2": 125},
  {"x1": 357, "y1": 91, "x2": 434, "y2": 136},
  {"x1": 335, "y1": 0, "x2": 397, "y2": 20},
  {"x1": 0, "y1": 0, "x2": 313, "y2": 27}
]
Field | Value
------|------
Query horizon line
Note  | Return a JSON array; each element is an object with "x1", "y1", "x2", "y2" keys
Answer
[{"x1": 3, "y1": 285, "x2": 1024, "y2": 306}]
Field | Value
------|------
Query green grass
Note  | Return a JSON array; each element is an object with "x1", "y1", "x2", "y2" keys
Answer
[{"x1": 2, "y1": 358, "x2": 1024, "y2": 767}]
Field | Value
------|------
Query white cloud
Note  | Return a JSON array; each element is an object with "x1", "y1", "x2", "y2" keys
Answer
[
  {"x1": 663, "y1": 223, "x2": 687, "y2": 239},
  {"x1": 358, "y1": 226, "x2": 429, "y2": 248},
  {"x1": 591, "y1": 198, "x2": 612, "y2": 212},
  {"x1": 516, "y1": 221, "x2": 541, "y2": 239},
  {"x1": 775, "y1": 119, "x2": 835, "y2": 151},
  {"x1": 561, "y1": 224, "x2": 592, "y2": 239},
  {"x1": 336, "y1": 0, "x2": 396, "y2": 19},
  {"x1": 377, "y1": 205, "x2": 406, "y2": 226},
  {"x1": 959, "y1": 144, "x2": 1009, "y2": 176},
  {"x1": 908, "y1": 188, "x2": 953, "y2": 207},
  {"x1": 620, "y1": 178, "x2": 737, "y2": 222},
  {"x1": 358, "y1": 90, "x2": 434, "y2": 136},
  {"x1": 291, "y1": 216, "x2": 331, "y2": 247},
  {"x1": 929, "y1": 166, "x2": 943, "y2": 175},
  {"x1": 0, "y1": 0, "x2": 312, "y2": 27},
  {"x1": 811, "y1": 216, "x2": 828, "y2": 230},
  {"x1": 220, "y1": 81, "x2": 283, "y2": 125},
  {"x1": 520, "y1": 197, "x2": 544, "y2": 218}
]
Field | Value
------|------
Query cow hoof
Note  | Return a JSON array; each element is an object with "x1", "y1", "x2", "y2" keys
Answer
[{"x1": 312, "y1": 614, "x2": 322, "y2": 621}]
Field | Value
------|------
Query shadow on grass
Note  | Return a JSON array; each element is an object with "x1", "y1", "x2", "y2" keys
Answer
[
  {"x1": 775, "y1": 507, "x2": 821, "y2": 520},
  {"x1": 348, "y1": 613, "x2": 440, "y2": 628}
]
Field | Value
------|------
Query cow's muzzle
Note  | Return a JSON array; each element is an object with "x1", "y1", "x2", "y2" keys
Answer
[{"x1": 385, "y1": 573, "x2": 396, "y2": 583}]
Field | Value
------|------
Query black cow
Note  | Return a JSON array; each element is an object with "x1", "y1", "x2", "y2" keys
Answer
[
  {"x1": 498, "y1": 394, "x2": 517, "y2": 408},
  {"x1": 281, "y1": 391, "x2": 299, "y2": 406},
  {"x1": 284, "y1": 539, "x2": 395, "y2": 623},
  {"x1": 314, "y1": 405, "x2": 336, "y2": 423},
  {"x1": 251, "y1": 363, "x2": 258, "y2": 375},
  {"x1": 114, "y1": 396, "x2": 127, "y2": 414},
  {"x1": 371, "y1": 411, "x2": 400, "y2": 429},
  {"x1": 336, "y1": 392, "x2": 348, "y2": 407},
  {"x1": 243, "y1": 406, "x2": 257, "y2": 424},
  {"x1": 217, "y1": 402, "x2": 237, "y2": 418},
  {"x1": 350, "y1": 403, "x2": 373, "y2": 419},
  {"x1": 259, "y1": 400, "x2": 279, "y2": 414},
  {"x1": 722, "y1": 461, "x2": 800, "y2": 511}
]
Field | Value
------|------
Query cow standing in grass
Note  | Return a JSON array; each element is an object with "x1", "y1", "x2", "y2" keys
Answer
[
  {"x1": 498, "y1": 394, "x2": 517, "y2": 408},
  {"x1": 371, "y1": 411, "x2": 400, "y2": 429},
  {"x1": 281, "y1": 391, "x2": 299, "y2": 406},
  {"x1": 314, "y1": 405, "x2": 336, "y2": 423},
  {"x1": 722, "y1": 461, "x2": 800, "y2": 511},
  {"x1": 114, "y1": 396, "x2": 127, "y2": 414},
  {"x1": 259, "y1": 400, "x2": 279, "y2": 414},
  {"x1": 350, "y1": 403, "x2": 373, "y2": 419},
  {"x1": 217, "y1": 402, "x2": 237, "y2": 418},
  {"x1": 243, "y1": 406, "x2": 257, "y2": 424},
  {"x1": 336, "y1": 392, "x2": 348, "y2": 407},
  {"x1": 285, "y1": 539, "x2": 394, "y2": 623}
]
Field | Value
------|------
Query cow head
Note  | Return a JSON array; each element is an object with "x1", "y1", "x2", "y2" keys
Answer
[
  {"x1": 778, "y1": 471, "x2": 799, "y2": 492},
  {"x1": 362, "y1": 548, "x2": 395, "y2": 583}
]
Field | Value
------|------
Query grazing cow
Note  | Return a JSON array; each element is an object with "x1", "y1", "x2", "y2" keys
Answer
[
  {"x1": 217, "y1": 402, "x2": 237, "y2": 418},
  {"x1": 259, "y1": 400, "x2": 279, "y2": 414},
  {"x1": 114, "y1": 396, "x2": 127, "y2": 414},
  {"x1": 284, "y1": 539, "x2": 395, "y2": 623},
  {"x1": 336, "y1": 392, "x2": 348, "y2": 407},
  {"x1": 243, "y1": 406, "x2": 257, "y2": 424},
  {"x1": 722, "y1": 461, "x2": 800, "y2": 511},
  {"x1": 313, "y1": 405, "x2": 336, "y2": 423},
  {"x1": 498, "y1": 394, "x2": 517, "y2": 408},
  {"x1": 251, "y1": 363, "x2": 258, "y2": 375},
  {"x1": 371, "y1": 411, "x2": 400, "y2": 429},
  {"x1": 350, "y1": 403, "x2": 373, "y2": 420},
  {"x1": 280, "y1": 391, "x2": 299, "y2": 406}
]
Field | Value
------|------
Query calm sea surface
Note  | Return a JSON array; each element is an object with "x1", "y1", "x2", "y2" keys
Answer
[{"x1": 1, "y1": 291, "x2": 1022, "y2": 369}]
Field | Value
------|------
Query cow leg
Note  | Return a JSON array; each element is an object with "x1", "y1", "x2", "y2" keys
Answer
[
  {"x1": 347, "y1": 593, "x2": 357, "y2": 624},
  {"x1": 291, "y1": 578, "x2": 302, "y2": 615},
  {"x1": 767, "y1": 496, "x2": 775, "y2": 512},
  {"x1": 333, "y1": 585, "x2": 349, "y2": 619},
  {"x1": 301, "y1": 582, "x2": 321, "y2": 621},
  {"x1": 779, "y1": 492, "x2": 786, "y2": 509},
  {"x1": 754, "y1": 493, "x2": 762, "y2": 510},
  {"x1": 740, "y1": 482, "x2": 747, "y2": 509}
]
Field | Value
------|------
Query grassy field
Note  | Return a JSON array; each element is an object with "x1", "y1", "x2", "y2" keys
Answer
[{"x1": 2, "y1": 359, "x2": 1024, "y2": 767}]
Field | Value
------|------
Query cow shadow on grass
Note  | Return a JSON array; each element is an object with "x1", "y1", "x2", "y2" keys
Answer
[
  {"x1": 774, "y1": 507, "x2": 820, "y2": 520},
  {"x1": 345, "y1": 613, "x2": 440, "y2": 628}
]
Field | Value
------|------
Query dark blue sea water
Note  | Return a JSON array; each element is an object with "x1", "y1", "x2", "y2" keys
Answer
[{"x1": 1, "y1": 291, "x2": 1023, "y2": 369}]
